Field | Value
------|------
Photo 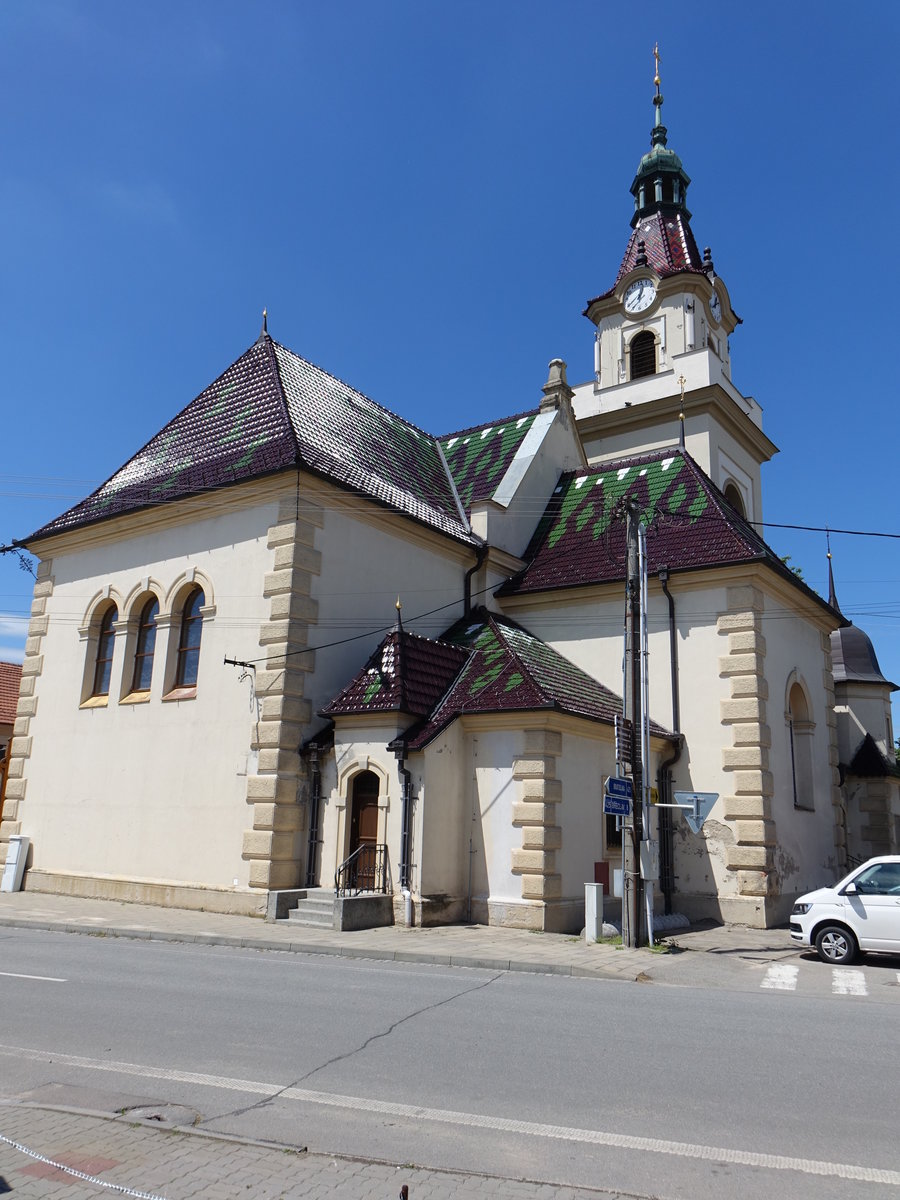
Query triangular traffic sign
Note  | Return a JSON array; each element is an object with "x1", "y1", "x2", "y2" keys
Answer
[{"x1": 674, "y1": 791, "x2": 718, "y2": 834}]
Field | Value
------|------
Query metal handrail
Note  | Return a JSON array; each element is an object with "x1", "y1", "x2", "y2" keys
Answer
[{"x1": 335, "y1": 842, "x2": 388, "y2": 897}]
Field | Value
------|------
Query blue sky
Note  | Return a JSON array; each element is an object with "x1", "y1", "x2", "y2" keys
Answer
[{"x1": 1, "y1": 2, "x2": 898, "y2": 726}]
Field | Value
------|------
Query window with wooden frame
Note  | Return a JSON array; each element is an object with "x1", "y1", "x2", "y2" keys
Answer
[
  {"x1": 175, "y1": 587, "x2": 204, "y2": 688},
  {"x1": 92, "y1": 605, "x2": 118, "y2": 697},
  {"x1": 131, "y1": 596, "x2": 159, "y2": 693},
  {"x1": 630, "y1": 330, "x2": 656, "y2": 380}
]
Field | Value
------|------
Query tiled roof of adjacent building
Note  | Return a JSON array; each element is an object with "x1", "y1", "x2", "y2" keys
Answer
[
  {"x1": 0, "y1": 660, "x2": 22, "y2": 729},
  {"x1": 323, "y1": 608, "x2": 673, "y2": 751},
  {"x1": 498, "y1": 448, "x2": 835, "y2": 611},
  {"x1": 26, "y1": 335, "x2": 481, "y2": 547}
]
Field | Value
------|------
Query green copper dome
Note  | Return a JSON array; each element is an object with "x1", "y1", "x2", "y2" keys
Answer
[{"x1": 629, "y1": 88, "x2": 692, "y2": 228}]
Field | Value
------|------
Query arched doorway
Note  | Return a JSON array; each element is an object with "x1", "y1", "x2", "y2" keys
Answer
[{"x1": 349, "y1": 770, "x2": 380, "y2": 890}]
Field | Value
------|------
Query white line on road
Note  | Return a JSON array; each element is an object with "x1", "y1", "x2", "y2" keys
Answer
[
  {"x1": 832, "y1": 968, "x2": 867, "y2": 996},
  {"x1": 0, "y1": 1041, "x2": 897, "y2": 1187},
  {"x1": 0, "y1": 972, "x2": 66, "y2": 982},
  {"x1": 760, "y1": 964, "x2": 798, "y2": 990}
]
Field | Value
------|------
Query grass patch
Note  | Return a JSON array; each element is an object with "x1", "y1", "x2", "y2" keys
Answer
[{"x1": 595, "y1": 934, "x2": 623, "y2": 946}]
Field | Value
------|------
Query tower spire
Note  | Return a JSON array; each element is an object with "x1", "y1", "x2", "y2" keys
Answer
[
  {"x1": 629, "y1": 43, "x2": 691, "y2": 228},
  {"x1": 826, "y1": 531, "x2": 843, "y2": 616},
  {"x1": 652, "y1": 42, "x2": 666, "y2": 147}
]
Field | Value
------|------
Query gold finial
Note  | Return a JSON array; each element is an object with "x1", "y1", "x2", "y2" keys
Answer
[
  {"x1": 677, "y1": 374, "x2": 686, "y2": 411},
  {"x1": 677, "y1": 374, "x2": 686, "y2": 449},
  {"x1": 396, "y1": 596, "x2": 402, "y2": 612},
  {"x1": 653, "y1": 42, "x2": 661, "y2": 91}
]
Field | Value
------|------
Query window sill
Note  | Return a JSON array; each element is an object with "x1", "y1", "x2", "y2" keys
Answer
[
  {"x1": 80, "y1": 694, "x2": 109, "y2": 709},
  {"x1": 162, "y1": 686, "x2": 197, "y2": 702},
  {"x1": 120, "y1": 691, "x2": 152, "y2": 706}
]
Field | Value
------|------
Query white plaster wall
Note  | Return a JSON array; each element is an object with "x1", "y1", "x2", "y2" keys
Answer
[
  {"x1": 508, "y1": 579, "x2": 842, "y2": 907},
  {"x1": 556, "y1": 733, "x2": 607, "y2": 898},
  {"x1": 469, "y1": 730, "x2": 519, "y2": 904},
  {"x1": 22, "y1": 499, "x2": 277, "y2": 888},
  {"x1": 306, "y1": 501, "x2": 469, "y2": 719},
  {"x1": 834, "y1": 683, "x2": 894, "y2": 762},
  {"x1": 418, "y1": 721, "x2": 468, "y2": 898},
  {"x1": 763, "y1": 600, "x2": 840, "y2": 893}
]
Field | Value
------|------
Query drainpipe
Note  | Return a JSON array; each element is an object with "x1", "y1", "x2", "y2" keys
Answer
[
  {"x1": 464, "y1": 542, "x2": 489, "y2": 618},
  {"x1": 395, "y1": 748, "x2": 414, "y2": 925},
  {"x1": 657, "y1": 567, "x2": 683, "y2": 915},
  {"x1": 305, "y1": 743, "x2": 322, "y2": 888}
]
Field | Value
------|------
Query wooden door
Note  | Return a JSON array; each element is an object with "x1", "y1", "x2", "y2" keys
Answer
[{"x1": 349, "y1": 771, "x2": 379, "y2": 890}]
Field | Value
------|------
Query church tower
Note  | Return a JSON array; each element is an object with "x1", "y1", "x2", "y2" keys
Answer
[{"x1": 571, "y1": 49, "x2": 777, "y2": 525}]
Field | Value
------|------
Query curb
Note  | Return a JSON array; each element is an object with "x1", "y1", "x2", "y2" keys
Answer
[{"x1": 0, "y1": 915, "x2": 638, "y2": 982}]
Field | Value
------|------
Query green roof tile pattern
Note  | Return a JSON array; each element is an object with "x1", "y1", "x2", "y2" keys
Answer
[
  {"x1": 500, "y1": 448, "x2": 813, "y2": 596},
  {"x1": 440, "y1": 411, "x2": 538, "y2": 509}
]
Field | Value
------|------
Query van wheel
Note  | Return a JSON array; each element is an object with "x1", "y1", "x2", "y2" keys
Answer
[{"x1": 815, "y1": 925, "x2": 857, "y2": 965}]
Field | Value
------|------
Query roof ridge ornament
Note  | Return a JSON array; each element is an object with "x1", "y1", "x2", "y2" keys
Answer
[
  {"x1": 651, "y1": 42, "x2": 667, "y2": 148},
  {"x1": 258, "y1": 307, "x2": 269, "y2": 342}
]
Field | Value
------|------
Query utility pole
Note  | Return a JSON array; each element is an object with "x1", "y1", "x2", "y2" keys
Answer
[{"x1": 622, "y1": 499, "x2": 644, "y2": 947}]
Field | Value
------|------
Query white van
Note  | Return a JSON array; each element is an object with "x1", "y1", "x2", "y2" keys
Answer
[{"x1": 790, "y1": 856, "x2": 900, "y2": 964}]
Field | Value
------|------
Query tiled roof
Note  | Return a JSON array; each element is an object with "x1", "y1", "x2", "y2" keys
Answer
[
  {"x1": 399, "y1": 610, "x2": 672, "y2": 750},
  {"x1": 499, "y1": 448, "x2": 834, "y2": 606},
  {"x1": 322, "y1": 628, "x2": 469, "y2": 718},
  {"x1": 439, "y1": 411, "x2": 539, "y2": 509},
  {"x1": 585, "y1": 211, "x2": 705, "y2": 308},
  {"x1": 0, "y1": 660, "x2": 22, "y2": 728},
  {"x1": 27, "y1": 336, "x2": 477, "y2": 547}
]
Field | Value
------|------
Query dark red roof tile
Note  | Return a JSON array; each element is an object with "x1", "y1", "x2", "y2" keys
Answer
[
  {"x1": 400, "y1": 610, "x2": 672, "y2": 750},
  {"x1": 27, "y1": 337, "x2": 477, "y2": 547},
  {"x1": 440, "y1": 411, "x2": 539, "y2": 509},
  {"x1": 585, "y1": 211, "x2": 706, "y2": 308},
  {"x1": 499, "y1": 448, "x2": 833, "y2": 607},
  {"x1": 322, "y1": 629, "x2": 469, "y2": 718}
]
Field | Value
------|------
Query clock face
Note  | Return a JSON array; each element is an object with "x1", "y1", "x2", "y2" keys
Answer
[
  {"x1": 709, "y1": 290, "x2": 721, "y2": 323},
  {"x1": 624, "y1": 277, "x2": 657, "y2": 314}
]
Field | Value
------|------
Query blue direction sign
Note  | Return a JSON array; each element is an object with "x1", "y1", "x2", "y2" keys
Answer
[
  {"x1": 674, "y1": 791, "x2": 718, "y2": 834},
  {"x1": 603, "y1": 793, "x2": 631, "y2": 817},
  {"x1": 605, "y1": 776, "x2": 633, "y2": 800}
]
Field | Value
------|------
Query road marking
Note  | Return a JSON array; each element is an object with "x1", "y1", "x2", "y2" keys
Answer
[
  {"x1": 760, "y1": 964, "x2": 798, "y2": 990},
  {"x1": 0, "y1": 1042, "x2": 898, "y2": 1187},
  {"x1": 832, "y1": 968, "x2": 867, "y2": 996},
  {"x1": 0, "y1": 972, "x2": 66, "y2": 982}
]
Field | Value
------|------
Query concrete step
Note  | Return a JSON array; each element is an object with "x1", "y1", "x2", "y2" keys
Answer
[{"x1": 287, "y1": 889, "x2": 336, "y2": 928}]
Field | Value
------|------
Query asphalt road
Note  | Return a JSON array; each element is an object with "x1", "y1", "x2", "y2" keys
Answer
[{"x1": 1, "y1": 927, "x2": 898, "y2": 1200}]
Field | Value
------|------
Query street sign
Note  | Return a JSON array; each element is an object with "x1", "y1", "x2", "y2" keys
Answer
[
  {"x1": 603, "y1": 793, "x2": 631, "y2": 817},
  {"x1": 614, "y1": 715, "x2": 633, "y2": 764},
  {"x1": 605, "y1": 776, "x2": 633, "y2": 800},
  {"x1": 674, "y1": 791, "x2": 718, "y2": 834}
]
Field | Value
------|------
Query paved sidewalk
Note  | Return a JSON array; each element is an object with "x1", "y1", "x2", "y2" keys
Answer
[
  {"x1": 0, "y1": 1102, "x2": 632, "y2": 1200},
  {"x1": 0, "y1": 889, "x2": 797, "y2": 986}
]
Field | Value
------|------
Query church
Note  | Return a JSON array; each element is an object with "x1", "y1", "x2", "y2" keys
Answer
[{"x1": 3, "y1": 77, "x2": 897, "y2": 931}]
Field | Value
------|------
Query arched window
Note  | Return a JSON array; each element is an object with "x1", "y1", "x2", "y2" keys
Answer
[
  {"x1": 723, "y1": 482, "x2": 745, "y2": 518},
  {"x1": 788, "y1": 682, "x2": 814, "y2": 810},
  {"x1": 630, "y1": 331, "x2": 656, "y2": 380},
  {"x1": 131, "y1": 597, "x2": 159, "y2": 692},
  {"x1": 92, "y1": 605, "x2": 118, "y2": 697},
  {"x1": 175, "y1": 587, "x2": 204, "y2": 688}
]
